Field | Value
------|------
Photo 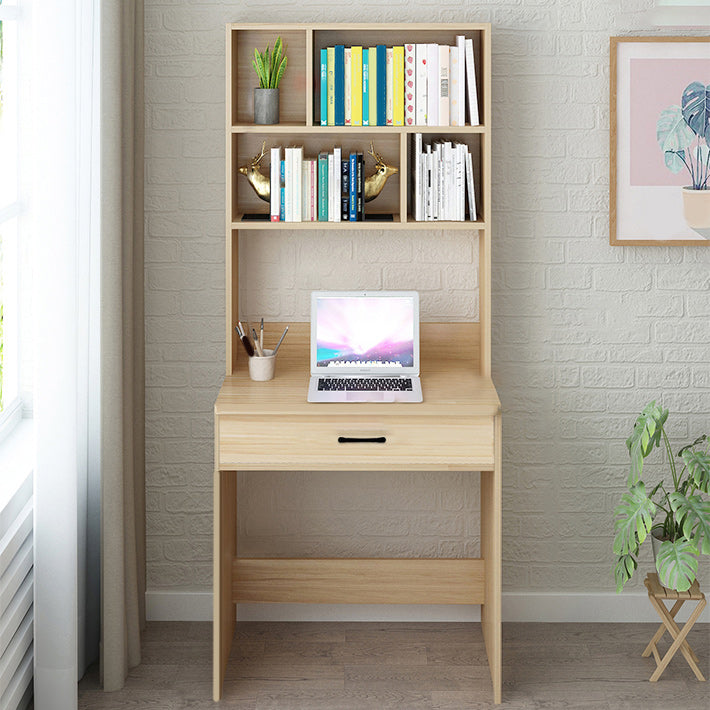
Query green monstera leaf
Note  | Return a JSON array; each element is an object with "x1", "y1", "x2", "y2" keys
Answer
[
  {"x1": 682, "y1": 81, "x2": 710, "y2": 142},
  {"x1": 656, "y1": 538, "x2": 698, "y2": 592},
  {"x1": 682, "y1": 448, "x2": 710, "y2": 493},
  {"x1": 613, "y1": 482, "x2": 656, "y2": 556},
  {"x1": 614, "y1": 553, "x2": 638, "y2": 593},
  {"x1": 626, "y1": 401, "x2": 668, "y2": 486},
  {"x1": 657, "y1": 105, "x2": 696, "y2": 160},
  {"x1": 668, "y1": 492, "x2": 710, "y2": 554}
]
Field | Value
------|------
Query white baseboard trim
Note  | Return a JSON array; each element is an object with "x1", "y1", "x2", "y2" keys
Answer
[{"x1": 145, "y1": 590, "x2": 710, "y2": 624}]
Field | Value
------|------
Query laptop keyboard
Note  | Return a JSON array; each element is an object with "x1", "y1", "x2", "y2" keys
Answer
[{"x1": 318, "y1": 377, "x2": 413, "y2": 392}]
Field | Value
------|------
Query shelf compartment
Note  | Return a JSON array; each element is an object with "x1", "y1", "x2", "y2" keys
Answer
[
  {"x1": 231, "y1": 216, "x2": 486, "y2": 230},
  {"x1": 229, "y1": 27, "x2": 309, "y2": 126},
  {"x1": 231, "y1": 131, "x2": 402, "y2": 223}
]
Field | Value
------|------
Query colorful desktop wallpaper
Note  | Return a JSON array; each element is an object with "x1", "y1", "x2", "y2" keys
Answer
[{"x1": 316, "y1": 296, "x2": 415, "y2": 368}]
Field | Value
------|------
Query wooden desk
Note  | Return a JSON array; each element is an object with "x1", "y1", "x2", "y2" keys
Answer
[{"x1": 213, "y1": 322, "x2": 502, "y2": 703}]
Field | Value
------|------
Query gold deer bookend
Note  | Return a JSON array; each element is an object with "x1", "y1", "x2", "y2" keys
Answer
[{"x1": 239, "y1": 141, "x2": 398, "y2": 203}]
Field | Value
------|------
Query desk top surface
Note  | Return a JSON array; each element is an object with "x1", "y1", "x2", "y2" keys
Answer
[{"x1": 215, "y1": 323, "x2": 501, "y2": 419}]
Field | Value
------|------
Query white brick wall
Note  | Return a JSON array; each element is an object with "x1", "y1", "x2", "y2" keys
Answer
[{"x1": 144, "y1": 0, "x2": 709, "y2": 600}]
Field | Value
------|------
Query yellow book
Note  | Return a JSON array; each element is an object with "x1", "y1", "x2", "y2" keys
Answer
[
  {"x1": 393, "y1": 46, "x2": 404, "y2": 126},
  {"x1": 351, "y1": 46, "x2": 363, "y2": 126},
  {"x1": 327, "y1": 46, "x2": 335, "y2": 126},
  {"x1": 368, "y1": 46, "x2": 378, "y2": 126}
]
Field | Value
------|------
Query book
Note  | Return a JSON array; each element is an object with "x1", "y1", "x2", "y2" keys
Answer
[
  {"x1": 333, "y1": 147, "x2": 342, "y2": 222},
  {"x1": 284, "y1": 148, "x2": 293, "y2": 222},
  {"x1": 465, "y1": 149, "x2": 476, "y2": 221},
  {"x1": 351, "y1": 46, "x2": 363, "y2": 126},
  {"x1": 426, "y1": 44, "x2": 439, "y2": 126},
  {"x1": 341, "y1": 158, "x2": 350, "y2": 221},
  {"x1": 334, "y1": 45, "x2": 345, "y2": 126},
  {"x1": 368, "y1": 46, "x2": 378, "y2": 127},
  {"x1": 464, "y1": 38, "x2": 480, "y2": 126},
  {"x1": 311, "y1": 159, "x2": 318, "y2": 221},
  {"x1": 404, "y1": 43, "x2": 415, "y2": 127},
  {"x1": 393, "y1": 46, "x2": 404, "y2": 126},
  {"x1": 454, "y1": 36, "x2": 466, "y2": 127},
  {"x1": 303, "y1": 159, "x2": 312, "y2": 221},
  {"x1": 327, "y1": 152, "x2": 334, "y2": 222},
  {"x1": 344, "y1": 47, "x2": 352, "y2": 126},
  {"x1": 438, "y1": 45, "x2": 450, "y2": 126},
  {"x1": 327, "y1": 46, "x2": 335, "y2": 126},
  {"x1": 414, "y1": 133, "x2": 422, "y2": 221},
  {"x1": 293, "y1": 146, "x2": 303, "y2": 222},
  {"x1": 357, "y1": 152, "x2": 365, "y2": 221},
  {"x1": 320, "y1": 48, "x2": 328, "y2": 126},
  {"x1": 376, "y1": 45, "x2": 386, "y2": 126},
  {"x1": 385, "y1": 47, "x2": 394, "y2": 126},
  {"x1": 318, "y1": 153, "x2": 328, "y2": 221},
  {"x1": 362, "y1": 49, "x2": 370, "y2": 127},
  {"x1": 415, "y1": 44, "x2": 427, "y2": 125},
  {"x1": 349, "y1": 152, "x2": 357, "y2": 221},
  {"x1": 449, "y1": 45, "x2": 461, "y2": 127},
  {"x1": 279, "y1": 159, "x2": 285, "y2": 221},
  {"x1": 270, "y1": 147, "x2": 281, "y2": 221}
]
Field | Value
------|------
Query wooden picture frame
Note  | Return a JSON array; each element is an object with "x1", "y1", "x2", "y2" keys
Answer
[{"x1": 610, "y1": 36, "x2": 710, "y2": 246}]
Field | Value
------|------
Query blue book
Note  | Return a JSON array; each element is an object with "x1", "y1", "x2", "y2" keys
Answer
[
  {"x1": 376, "y1": 45, "x2": 386, "y2": 126},
  {"x1": 318, "y1": 153, "x2": 329, "y2": 221},
  {"x1": 341, "y1": 159, "x2": 350, "y2": 221},
  {"x1": 279, "y1": 159, "x2": 285, "y2": 221},
  {"x1": 362, "y1": 49, "x2": 369, "y2": 126},
  {"x1": 349, "y1": 153, "x2": 357, "y2": 221},
  {"x1": 334, "y1": 45, "x2": 345, "y2": 126},
  {"x1": 320, "y1": 49, "x2": 328, "y2": 126}
]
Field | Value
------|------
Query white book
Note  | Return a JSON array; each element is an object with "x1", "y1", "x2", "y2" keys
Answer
[
  {"x1": 454, "y1": 36, "x2": 466, "y2": 127},
  {"x1": 415, "y1": 44, "x2": 428, "y2": 125},
  {"x1": 455, "y1": 144, "x2": 465, "y2": 221},
  {"x1": 426, "y1": 44, "x2": 439, "y2": 126},
  {"x1": 284, "y1": 147, "x2": 293, "y2": 222},
  {"x1": 443, "y1": 142, "x2": 452, "y2": 220},
  {"x1": 414, "y1": 133, "x2": 422, "y2": 221},
  {"x1": 464, "y1": 38, "x2": 480, "y2": 126},
  {"x1": 302, "y1": 160, "x2": 310, "y2": 221},
  {"x1": 386, "y1": 47, "x2": 394, "y2": 125},
  {"x1": 465, "y1": 149, "x2": 477, "y2": 221},
  {"x1": 404, "y1": 43, "x2": 416, "y2": 127},
  {"x1": 438, "y1": 45, "x2": 450, "y2": 127},
  {"x1": 270, "y1": 147, "x2": 281, "y2": 221},
  {"x1": 344, "y1": 48, "x2": 352, "y2": 126},
  {"x1": 432, "y1": 143, "x2": 440, "y2": 221},
  {"x1": 327, "y1": 153, "x2": 334, "y2": 221},
  {"x1": 449, "y1": 46, "x2": 461, "y2": 127},
  {"x1": 333, "y1": 147, "x2": 341, "y2": 222},
  {"x1": 293, "y1": 146, "x2": 303, "y2": 222}
]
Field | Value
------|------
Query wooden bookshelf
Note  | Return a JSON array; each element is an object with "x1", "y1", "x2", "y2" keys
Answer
[{"x1": 215, "y1": 22, "x2": 501, "y2": 704}]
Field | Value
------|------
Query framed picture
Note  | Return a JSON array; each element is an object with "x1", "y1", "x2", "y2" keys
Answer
[{"x1": 610, "y1": 37, "x2": 710, "y2": 246}]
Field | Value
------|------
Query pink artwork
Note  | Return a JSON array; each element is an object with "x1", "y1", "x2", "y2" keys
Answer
[{"x1": 630, "y1": 58, "x2": 710, "y2": 186}]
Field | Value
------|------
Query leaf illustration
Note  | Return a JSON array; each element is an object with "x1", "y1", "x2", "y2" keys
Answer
[
  {"x1": 682, "y1": 81, "x2": 710, "y2": 142},
  {"x1": 664, "y1": 149, "x2": 686, "y2": 174},
  {"x1": 657, "y1": 105, "x2": 696, "y2": 154}
]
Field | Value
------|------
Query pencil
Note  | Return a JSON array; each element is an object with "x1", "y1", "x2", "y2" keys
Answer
[{"x1": 272, "y1": 325, "x2": 289, "y2": 356}]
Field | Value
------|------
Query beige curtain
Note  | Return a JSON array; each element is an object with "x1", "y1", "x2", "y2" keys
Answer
[{"x1": 100, "y1": 0, "x2": 146, "y2": 692}]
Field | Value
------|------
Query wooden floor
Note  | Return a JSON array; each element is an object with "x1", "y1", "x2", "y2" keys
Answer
[{"x1": 78, "y1": 621, "x2": 709, "y2": 709}]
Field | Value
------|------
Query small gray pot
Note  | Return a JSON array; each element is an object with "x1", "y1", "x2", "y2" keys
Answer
[{"x1": 254, "y1": 88, "x2": 279, "y2": 125}]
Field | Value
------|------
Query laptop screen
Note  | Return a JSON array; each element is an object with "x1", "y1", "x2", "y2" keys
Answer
[{"x1": 312, "y1": 292, "x2": 418, "y2": 372}]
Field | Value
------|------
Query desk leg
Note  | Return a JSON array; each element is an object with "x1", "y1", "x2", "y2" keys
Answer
[
  {"x1": 481, "y1": 412, "x2": 502, "y2": 704},
  {"x1": 213, "y1": 468, "x2": 237, "y2": 701}
]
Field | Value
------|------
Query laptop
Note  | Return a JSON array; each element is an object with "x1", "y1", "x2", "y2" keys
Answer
[{"x1": 307, "y1": 291, "x2": 423, "y2": 403}]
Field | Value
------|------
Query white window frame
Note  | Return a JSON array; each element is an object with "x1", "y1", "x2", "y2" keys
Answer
[{"x1": 0, "y1": 2, "x2": 24, "y2": 443}]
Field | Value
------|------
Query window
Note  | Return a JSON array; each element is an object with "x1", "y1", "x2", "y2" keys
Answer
[{"x1": 0, "y1": 0, "x2": 22, "y2": 435}]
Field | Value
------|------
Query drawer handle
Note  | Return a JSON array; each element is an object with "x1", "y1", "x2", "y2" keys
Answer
[{"x1": 338, "y1": 436, "x2": 386, "y2": 444}]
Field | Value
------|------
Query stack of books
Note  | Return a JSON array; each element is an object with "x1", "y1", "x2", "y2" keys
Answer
[
  {"x1": 269, "y1": 146, "x2": 367, "y2": 222},
  {"x1": 318, "y1": 38, "x2": 480, "y2": 127},
  {"x1": 413, "y1": 133, "x2": 477, "y2": 222}
]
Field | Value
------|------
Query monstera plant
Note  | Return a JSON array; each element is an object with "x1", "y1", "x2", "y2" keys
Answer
[
  {"x1": 657, "y1": 81, "x2": 710, "y2": 234},
  {"x1": 613, "y1": 401, "x2": 710, "y2": 593}
]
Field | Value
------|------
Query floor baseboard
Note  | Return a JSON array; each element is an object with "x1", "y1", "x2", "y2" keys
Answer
[{"x1": 145, "y1": 589, "x2": 710, "y2": 623}]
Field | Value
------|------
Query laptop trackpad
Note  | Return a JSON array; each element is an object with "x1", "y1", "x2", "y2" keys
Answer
[{"x1": 346, "y1": 391, "x2": 394, "y2": 402}]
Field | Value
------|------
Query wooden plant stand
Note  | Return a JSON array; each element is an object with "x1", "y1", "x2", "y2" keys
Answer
[{"x1": 642, "y1": 572, "x2": 706, "y2": 682}]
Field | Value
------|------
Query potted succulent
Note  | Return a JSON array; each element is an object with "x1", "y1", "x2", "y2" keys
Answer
[
  {"x1": 252, "y1": 36, "x2": 287, "y2": 125},
  {"x1": 613, "y1": 401, "x2": 710, "y2": 593},
  {"x1": 657, "y1": 81, "x2": 710, "y2": 237}
]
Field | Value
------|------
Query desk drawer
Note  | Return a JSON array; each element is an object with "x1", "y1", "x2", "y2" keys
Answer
[{"x1": 217, "y1": 415, "x2": 494, "y2": 470}]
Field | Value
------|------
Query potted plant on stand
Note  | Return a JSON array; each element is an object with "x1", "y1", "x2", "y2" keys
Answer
[
  {"x1": 613, "y1": 401, "x2": 710, "y2": 592},
  {"x1": 252, "y1": 36, "x2": 287, "y2": 125},
  {"x1": 657, "y1": 81, "x2": 710, "y2": 238}
]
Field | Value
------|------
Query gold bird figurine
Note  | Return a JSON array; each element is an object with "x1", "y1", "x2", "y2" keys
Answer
[{"x1": 238, "y1": 141, "x2": 398, "y2": 203}]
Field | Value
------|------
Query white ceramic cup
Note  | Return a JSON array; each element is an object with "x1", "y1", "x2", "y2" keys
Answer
[{"x1": 248, "y1": 348, "x2": 276, "y2": 381}]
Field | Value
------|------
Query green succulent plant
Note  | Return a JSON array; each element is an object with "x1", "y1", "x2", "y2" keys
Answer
[
  {"x1": 613, "y1": 401, "x2": 710, "y2": 593},
  {"x1": 252, "y1": 36, "x2": 287, "y2": 89}
]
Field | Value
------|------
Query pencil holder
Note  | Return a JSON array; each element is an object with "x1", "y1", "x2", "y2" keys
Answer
[{"x1": 248, "y1": 349, "x2": 276, "y2": 381}]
